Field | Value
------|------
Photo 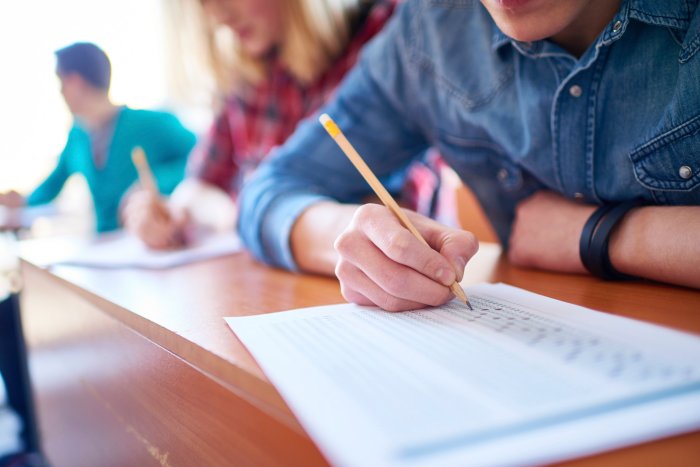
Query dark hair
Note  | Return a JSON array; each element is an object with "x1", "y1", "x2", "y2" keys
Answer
[{"x1": 55, "y1": 42, "x2": 111, "y2": 91}]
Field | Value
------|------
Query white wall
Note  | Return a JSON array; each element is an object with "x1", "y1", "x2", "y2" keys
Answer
[{"x1": 0, "y1": 1, "x2": 170, "y2": 194}]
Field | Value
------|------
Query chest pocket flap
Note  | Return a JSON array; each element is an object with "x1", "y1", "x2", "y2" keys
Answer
[{"x1": 630, "y1": 115, "x2": 700, "y2": 197}]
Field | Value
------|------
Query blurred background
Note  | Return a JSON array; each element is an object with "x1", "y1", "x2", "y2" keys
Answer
[
  {"x1": 0, "y1": 4, "x2": 211, "y2": 459},
  {"x1": 0, "y1": 0, "x2": 211, "y2": 236}
]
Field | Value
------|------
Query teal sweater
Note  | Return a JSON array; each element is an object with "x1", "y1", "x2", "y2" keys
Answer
[{"x1": 27, "y1": 107, "x2": 196, "y2": 232}]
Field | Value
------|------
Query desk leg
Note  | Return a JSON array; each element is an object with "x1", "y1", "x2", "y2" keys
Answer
[{"x1": 0, "y1": 293, "x2": 42, "y2": 455}]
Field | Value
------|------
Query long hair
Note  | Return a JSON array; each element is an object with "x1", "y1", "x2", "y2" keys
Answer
[{"x1": 165, "y1": 0, "x2": 365, "y2": 106}]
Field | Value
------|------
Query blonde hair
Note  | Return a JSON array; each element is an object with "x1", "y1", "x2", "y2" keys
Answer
[{"x1": 165, "y1": 0, "x2": 366, "y2": 105}]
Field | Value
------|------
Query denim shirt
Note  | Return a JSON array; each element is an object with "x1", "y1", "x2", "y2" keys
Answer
[{"x1": 239, "y1": 0, "x2": 700, "y2": 271}]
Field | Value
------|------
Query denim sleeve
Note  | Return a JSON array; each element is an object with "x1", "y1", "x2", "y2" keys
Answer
[{"x1": 238, "y1": 2, "x2": 429, "y2": 270}]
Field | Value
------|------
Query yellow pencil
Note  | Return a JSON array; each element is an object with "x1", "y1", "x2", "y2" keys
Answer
[
  {"x1": 319, "y1": 113, "x2": 472, "y2": 309},
  {"x1": 131, "y1": 146, "x2": 185, "y2": 247},
  {"x1": 131, "y1": 146, "x2": 160, "y2": 197}
]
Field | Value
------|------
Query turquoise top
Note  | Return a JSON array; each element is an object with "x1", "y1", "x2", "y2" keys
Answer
[{"x1": 27, "y1": 107, "x2": 196, "y2": 232}]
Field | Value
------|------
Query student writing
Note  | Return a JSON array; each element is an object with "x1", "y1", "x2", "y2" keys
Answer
[
  {"x1": 0, "y1": 42, "x2": 196, "y2": 233},
  {"x1": 124, "y1": 0, "x2": 402, "y2": 249},
  {"x1": 238, "y1": 0, "x2": 700, "y2": 311}
]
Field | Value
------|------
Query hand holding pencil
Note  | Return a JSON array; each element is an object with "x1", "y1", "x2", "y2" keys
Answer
[
  {"x1": 124, "y1": 147, "x2": 188, "y2": 249},
  {"x1": 319, "y1": 114, "x2": 477, "y2": 311}
]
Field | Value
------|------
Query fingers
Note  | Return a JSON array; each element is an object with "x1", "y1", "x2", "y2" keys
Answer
[
  {"x1": 336, "y1": 231, "x2": 454, "y2": 309},
  {"x1": 334, "y1": 204, "x2": 479, "y2": 311},
  {"x1": 360, "y1": 204, "x2": 478, "y2": 282},
  {"x1": 336, "y1": 259, "x2": 431, "y2": 312},
  {"x1": 123, "y1": 190, "x2": 185, "y2": 250},
  {"x1": 428, "y1": 223, "x2": 479, "y2": 283},
  {"x1": 359, "y1": 206, "x2": 457, "y2": 287}
]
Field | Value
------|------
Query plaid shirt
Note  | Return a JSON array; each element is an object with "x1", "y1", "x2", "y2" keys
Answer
[
  {"x1": 189, "y1": 1, "x2": 395, "y2": 192},
  {"x1": 189, "y1": 0, "x2": 455, "y2": 221}
]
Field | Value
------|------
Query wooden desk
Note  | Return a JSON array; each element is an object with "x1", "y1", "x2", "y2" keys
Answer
[{"x1": 19, "y1": 242, "x2": 700, "y2": 467}]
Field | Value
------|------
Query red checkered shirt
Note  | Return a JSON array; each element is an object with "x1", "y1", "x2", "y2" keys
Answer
[{"x1": 189, "y1": 0, "x2": 456, "y2": 222}]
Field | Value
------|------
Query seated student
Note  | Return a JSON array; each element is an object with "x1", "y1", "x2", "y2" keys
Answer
[
  {"x1": 238, "y1": 0, "x2": 700, "y2": 311},
  {"x1": 0, "y1": 42, "x2": 196, "y2": 233},
  {"x1": 124, "y1": 0, "x2": 407, "y2": 249}
]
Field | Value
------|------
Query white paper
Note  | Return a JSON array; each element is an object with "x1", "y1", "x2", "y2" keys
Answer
[
  {"x1": 22, "y1": 230, "x2": 242, "y2": 269},
  {"x1": 0, "y1": 205, "x2": 57, "y2": 230},
  {"x1": 226, "y1": 283, "x2": 700, "y2": 467}
]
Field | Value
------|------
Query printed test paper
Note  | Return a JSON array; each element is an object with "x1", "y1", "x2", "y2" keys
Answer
[{"x1": 226, "y1": 283, "x2": 700, "y2": 466}]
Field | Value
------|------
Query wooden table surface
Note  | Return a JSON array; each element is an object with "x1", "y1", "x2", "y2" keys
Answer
[{"x1": 18, "y1": 241, "x2": 700, "y2": 466}]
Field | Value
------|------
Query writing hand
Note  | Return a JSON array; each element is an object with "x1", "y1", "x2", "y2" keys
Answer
[
  {"x1": 334, "y1": 204, "x2": 478, "y2": 311},
  {"x1": 123, "y1": 189, "x2": 189, "y2": 250}
]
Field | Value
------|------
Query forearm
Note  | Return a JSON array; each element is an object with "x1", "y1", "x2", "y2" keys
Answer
[
  {"x1": 26, "y1": 163, "x2": 69, "y2": 206},
  {"x1": 291, "y1": 202, "x2": 358, "y2": 275},
  {"x1": 609, "y1": 206, "x2": 700, "y2": 289}
]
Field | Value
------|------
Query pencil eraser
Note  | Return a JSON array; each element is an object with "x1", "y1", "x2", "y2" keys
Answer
[{"x1": 319, "y1": 113, "x2": 340, "y2": 138}]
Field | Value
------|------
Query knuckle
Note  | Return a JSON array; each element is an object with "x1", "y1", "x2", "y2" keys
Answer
[
  {"x1": 335, "y1": 259, "x2": 352, "y2": 280},
  {"x1": 384, "y1": 230, "x2": 412, "y2": 261},
  {"x1": 379, "y1": 271, "x2": 405, "y2": 296},
  {"x1": 333, "y1": 231, "x2": 355, "y2": 256},
  {"x1": 379, "y1": 294, "x2": 405, "y2": 312},
  {"x1": 353, "y1": 204, "x2": 379, "y2": 224},
  {"x1": 342, "y1": 287, "x2": 373, "y2": 307}
]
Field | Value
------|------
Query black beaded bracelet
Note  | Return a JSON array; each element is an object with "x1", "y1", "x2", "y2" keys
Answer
[{"x1": 579, "y1": 200, "x2": 641, "y2": 280}]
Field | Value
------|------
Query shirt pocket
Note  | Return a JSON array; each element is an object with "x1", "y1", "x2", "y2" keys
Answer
[{"x1": 629, "y1": 114, "x2": 700, "y2": 205}]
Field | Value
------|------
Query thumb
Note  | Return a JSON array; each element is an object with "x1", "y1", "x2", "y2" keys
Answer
[
  {"x1": 426, "y1": 224, "x2": 479, "y2": 283},
  {"x1": 407, "y1": 212, "x2": 479, "y2": 282}
]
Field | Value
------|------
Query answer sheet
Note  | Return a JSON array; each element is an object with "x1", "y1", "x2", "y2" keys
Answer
[
  {"x1": 226, "y1": 283, "x2": 700, "y2": 466},
  {"x1": 21, "y1": 230, "x2": 242, "y2": 269}
]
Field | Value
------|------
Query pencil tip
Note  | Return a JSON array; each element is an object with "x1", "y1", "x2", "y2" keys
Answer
[{"x1": 466, "y1": 300, "x2": 473, "y2": 311}]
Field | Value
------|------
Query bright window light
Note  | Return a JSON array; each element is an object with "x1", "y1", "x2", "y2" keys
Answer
[{"x1": 0, "y1": 0, "x2": 169, "y2": 193}]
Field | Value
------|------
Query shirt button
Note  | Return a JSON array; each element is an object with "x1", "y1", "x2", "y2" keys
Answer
[
  {"x1": 679, "y1": 165, "x2": 693, "y2": 179},
  {"x1": 612, "y1": 20, "x2": 623, "y2": 34},
  {"x1": 569, "y1": 85, "x2": 583, "y2": 98},
  {"x1": 574, "y1": 192, "x2": 584, "y2": 200},
  {"x1": 497, "y1": 168, "x2": 509, "y2": 182}
]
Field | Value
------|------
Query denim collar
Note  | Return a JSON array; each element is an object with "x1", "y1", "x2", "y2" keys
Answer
[
  {"x1": 628, "y1": 0, "x2": 697, "y2": 30},
  {"x1": 491, "y1": 0, "x2": 698, "y2": 53}
]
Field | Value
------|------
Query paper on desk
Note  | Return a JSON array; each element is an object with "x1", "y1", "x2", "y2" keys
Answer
[
  {"x1": 226, "y1": 283, "x2": 700, "y2": 467},
  {"x1": 23, "y1": 230, "x2": 242, "y2": 269}
]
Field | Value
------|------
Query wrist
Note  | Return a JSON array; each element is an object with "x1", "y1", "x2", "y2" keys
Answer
[{"x1": 291, "y1": 201, "x2": 353, "y2": 275}]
